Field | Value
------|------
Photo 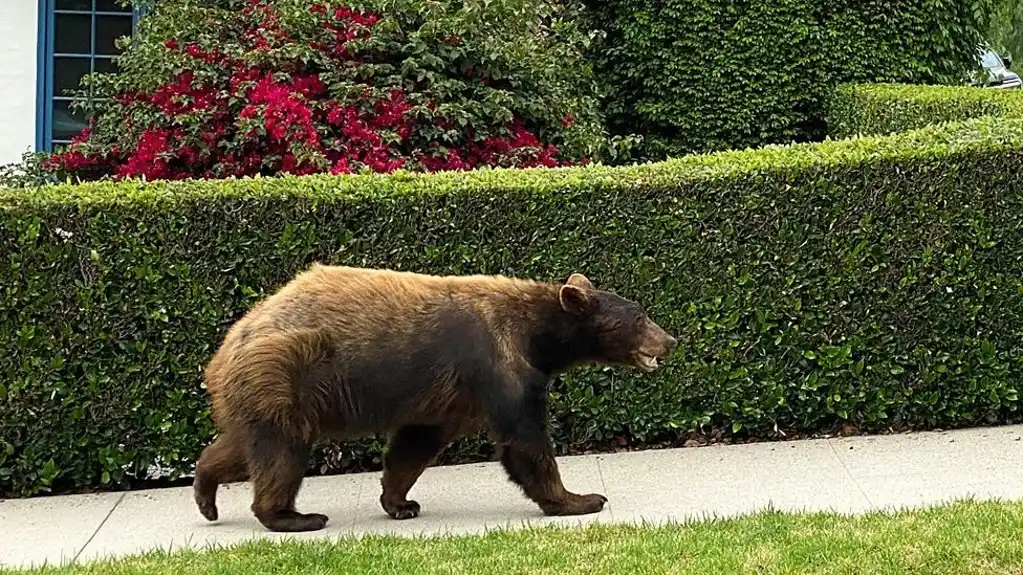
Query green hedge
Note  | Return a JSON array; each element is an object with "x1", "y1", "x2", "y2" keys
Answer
[
  {"x1": 827, "y1": 83, "x2": 1023, "y2": 138},
  {"x1": 584, "y1": 0, "x2": 994, "y2": 159},
  {"x1": 4, "y1": 117, "x2": 1023, "y2": 497}
]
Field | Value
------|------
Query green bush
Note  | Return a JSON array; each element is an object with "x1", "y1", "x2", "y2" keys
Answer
[
  {"x1": 4, "y1": 116, "x2": 1023, "y2": 497},
  {"x1": 583, "y1": 0, "x2": 995, "y2": 160},
  {"x1": 0, "y1": 151, "x2": 57, "y2": 190},
  {"x1": 826, "y1": 82, "x2": 1023, "y2": 138}
]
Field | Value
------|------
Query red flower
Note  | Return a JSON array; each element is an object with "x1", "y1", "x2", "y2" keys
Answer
[
  {"x1": 290, "y1": 75, "x2": 327, "y2": 99},
  {"x1": 117, "y1": 128, "x2": 171, "y2": 180},
  {"x1": 330, "y1": 157, "x2": 352, "y2": 175},
  {"x1": 44, "y1": 0, "x2": 576, "y2": 182}
]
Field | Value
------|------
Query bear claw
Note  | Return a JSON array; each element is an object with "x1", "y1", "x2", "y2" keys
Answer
[
  {"x1": 386, "y1": 500, "x2": 421, "y2": 520},
  {"x1": 260, "y1": 512, "x2": 329, "y2": 532},
  {"x1": 543, "y1": 492, "x2": 608, "y2": 516},
  {"x1": 197, "y1": 500, "x2": 219, "y2": 522},
  {"x1": 303, "y1": 513, "x2": 330, "y2": 531}
]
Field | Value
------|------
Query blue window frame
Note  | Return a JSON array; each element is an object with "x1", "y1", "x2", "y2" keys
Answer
[{"x1": 36, "y1": 0, "x2": 140, "y2": 151}]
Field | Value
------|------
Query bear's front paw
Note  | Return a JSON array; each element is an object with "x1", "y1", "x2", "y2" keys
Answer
[
  {"x1": 382, "y1": 498, "x2": 422, "y2": 520},
  {"x1": 543, "y1": 492, "x2": 608, "y2": 516}
]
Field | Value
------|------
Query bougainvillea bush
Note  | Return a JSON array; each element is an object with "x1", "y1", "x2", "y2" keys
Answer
[{"x1": 46, "y1": 0, "x2": 610, "y2": 181}]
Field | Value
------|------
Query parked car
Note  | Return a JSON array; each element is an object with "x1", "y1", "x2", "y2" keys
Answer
[{"x1": 975, "y1": 48, "x2": 1022, "y2": 89}]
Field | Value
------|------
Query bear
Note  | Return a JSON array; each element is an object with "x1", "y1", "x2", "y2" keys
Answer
[{"x1": 192, "y1": 264, "x2": 678, "y2": 533}]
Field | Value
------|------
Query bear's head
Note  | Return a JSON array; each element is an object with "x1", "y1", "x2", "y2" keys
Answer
[{"x1": 558, "y1": 273, "x2": 678, "y2": 372}]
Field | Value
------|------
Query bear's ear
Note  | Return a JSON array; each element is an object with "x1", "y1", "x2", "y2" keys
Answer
[
  {"x1": 559, "y1": 284, "x2": 593, "y2": 316},
  {"x1": 565, "y1": 273, "x2": 593, "y2": 290}
]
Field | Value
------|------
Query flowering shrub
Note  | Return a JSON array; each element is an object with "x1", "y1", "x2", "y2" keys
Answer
[{"x1": 46, "y1": 0, "x2": 610, "y2": 181}]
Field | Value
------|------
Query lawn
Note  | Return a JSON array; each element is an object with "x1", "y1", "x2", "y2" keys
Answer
[{"x1": 7, "y1": 499, "x2": 1023, "y2": 575}]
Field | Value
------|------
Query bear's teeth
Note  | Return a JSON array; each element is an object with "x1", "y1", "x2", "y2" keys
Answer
[{"x1": 639, "y1": 355, "x2": 658, "y2": 369}]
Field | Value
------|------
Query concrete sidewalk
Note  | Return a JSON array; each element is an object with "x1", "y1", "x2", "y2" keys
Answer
[{"x1": 4, "y1": 424, "x2": 1023, "y2": 569}]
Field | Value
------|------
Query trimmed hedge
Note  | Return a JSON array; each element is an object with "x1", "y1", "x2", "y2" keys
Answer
[
  {"x1": 584, "y1": 0, "x2": 995, "y2": 159},
  {"x1": 827, "y1": 83, "x2": 1023, "y2": 138},
  {"x1": 4, "y1": 117, "x2": 1023, "y2": 497}
]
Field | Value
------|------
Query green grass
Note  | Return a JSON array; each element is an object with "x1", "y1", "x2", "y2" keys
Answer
[{"x1": 9, "y1": 499, "x2": 1023, "y2": 574}]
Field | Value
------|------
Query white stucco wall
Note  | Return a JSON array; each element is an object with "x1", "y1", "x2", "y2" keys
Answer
[{"x1": 0, "y1": 3, "x2": 39, "y2": 165}]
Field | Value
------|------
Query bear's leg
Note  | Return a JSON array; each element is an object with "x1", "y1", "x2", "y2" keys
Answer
[
  {"x1": 486, "y1": 372, "x2": 607, "y2": 516},
  {"x1": 246, "y1": 422, "x2": 328, "y2": 532},
  {"x1": 379, "y1": 424, "x2": 450, "y2": 520},
  {"x1": 194, "y1": 430, "x2": 249, "y2": 522},
  {"x1": 498, "y1": 442, "x2": 607, "y2": 516}
]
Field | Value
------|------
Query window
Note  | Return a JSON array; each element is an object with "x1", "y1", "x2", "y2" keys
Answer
[
  {"x1": 37, "y1": 0, "x2": 139, "y2": 151},
  {"x1": 981, "y1": 50, "x2": 1006, "y2": 71}
]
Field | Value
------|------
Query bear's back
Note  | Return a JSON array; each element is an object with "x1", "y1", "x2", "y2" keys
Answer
[{"x1": 233, "y1": 264, "x2": 544, "y2": 347}]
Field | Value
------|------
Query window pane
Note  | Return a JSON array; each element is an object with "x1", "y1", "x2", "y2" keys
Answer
[
  {"x1": 54, "y1": 57, "x2": 91, "y2": 96},
  {"x1": 52, "y1": 100, "x2": 91, "y2": 142},
  {"x1": 95, "y1": 15, "x2": 132, "y2": 55},
  {"x1": 55, "y1": 14, "x2": 92, "y2": 54},
  {"x1": 56, "y1": 0, "x2": 93, "y2": 10},
  {"x1": 96, "y1": 0, "x2": 133, "y2": 12},
  {"x1": 93, "y1": 57, "x2": 118, "y2": 75}
]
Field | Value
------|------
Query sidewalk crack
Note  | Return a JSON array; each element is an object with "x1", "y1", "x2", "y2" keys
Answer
[
  {"x1": 594, "y1": 456, "x2": 613, "y2": 521},
  {"x1": 73, "y1": 492, "x2": 125, "y2": 564},
  {"x1": 828, "y1": 440, "x2": 873, "y2": 507}
]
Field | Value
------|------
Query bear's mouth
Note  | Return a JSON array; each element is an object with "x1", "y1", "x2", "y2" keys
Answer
[{"x1": 634, "y1": 353, "x2": 660, "y2": 372}]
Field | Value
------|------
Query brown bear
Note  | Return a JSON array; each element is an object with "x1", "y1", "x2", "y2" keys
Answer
[{"x1": 193, "y1": 264, "x2": 677, "y2": 532}]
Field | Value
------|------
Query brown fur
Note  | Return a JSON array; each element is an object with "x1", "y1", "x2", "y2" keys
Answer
[{"x1": 194, "y1": 264, "x2": 677, "y2": 532}]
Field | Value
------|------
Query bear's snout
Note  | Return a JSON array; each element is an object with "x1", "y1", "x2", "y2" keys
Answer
[{"x1": 630, "y1": 320, "x2": 678, "y2": 372}]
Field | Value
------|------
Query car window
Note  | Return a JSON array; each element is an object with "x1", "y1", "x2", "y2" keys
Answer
[{"x1": 981, "y1": 51, "x2": 1004, "y2": 69}]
